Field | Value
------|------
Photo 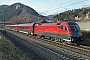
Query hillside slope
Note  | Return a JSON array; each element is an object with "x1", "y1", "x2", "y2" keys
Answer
[
  {"x1": 0, "y1": 32, "x2": 30, "y2": 60},
  {"x1": 0, "y1": 3, "x2": 47, "y2": 24}
]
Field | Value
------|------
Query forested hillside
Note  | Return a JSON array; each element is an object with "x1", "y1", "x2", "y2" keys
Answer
[{"x1": 53, "y1": 7, "x2": 90, "y2": 21}]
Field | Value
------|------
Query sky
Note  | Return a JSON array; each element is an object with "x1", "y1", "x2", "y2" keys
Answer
[{"x1": 0, "y1": 0, "x2": 90, "y2": 16}]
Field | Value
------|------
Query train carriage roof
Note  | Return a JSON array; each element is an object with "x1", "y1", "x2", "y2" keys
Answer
[
  {"x1": 17, "y1": 23, "x2": 34, "y2": 26},
  {"x1": 5, "y1": 24, "x2": 18, "y2": 26},
  {"x1": 41, "y1": 23, "x2": 57, "y2": 26}
]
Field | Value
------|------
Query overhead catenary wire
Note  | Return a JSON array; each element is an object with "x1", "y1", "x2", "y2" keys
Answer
[
  {"x1": 41, "y1": 0, "x2": 72, "y2": 12},
  {"x1": 42, "y1": 0, "x2": 88, "y2": 13}
]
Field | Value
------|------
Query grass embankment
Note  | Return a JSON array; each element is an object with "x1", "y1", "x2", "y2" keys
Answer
[{"x1": 0, "y1": 32, "x2": 30, "y2": 60}]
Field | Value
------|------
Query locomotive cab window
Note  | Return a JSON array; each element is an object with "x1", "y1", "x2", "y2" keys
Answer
[{"x1": 61, "y1": 26, "x2": 67, "y2": 30}]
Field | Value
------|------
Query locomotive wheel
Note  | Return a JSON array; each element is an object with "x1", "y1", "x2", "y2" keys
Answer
[
  {"x1": 41, "y1": 35, "x2": 45, "y2": 39},
  {"x1": 59, "y1": 39, "x2": 62, "y2": 43},
  {"x1": 76, "y1": 41, "x2": 80, "y2": 46},
  {"x1": 55, "y1": 38, "x2": 60, "y2": 42},
  {"x1": 48, "y1": 36, "x2": 51, "y2": 39},
  {"x1": 50, "y1": 37, "x2": 54, "y2": 41},
  {"x1": 37, "y1": 35, "x2": 41, "y2": 38}
]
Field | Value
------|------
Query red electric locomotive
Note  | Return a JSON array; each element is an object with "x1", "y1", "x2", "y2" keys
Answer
[
  {"x1": 34, "y1": 21, "x2": 83, "y2": 45},
  {"x1": 5, "y1": 21, "x2": 83, "y2": 45}
]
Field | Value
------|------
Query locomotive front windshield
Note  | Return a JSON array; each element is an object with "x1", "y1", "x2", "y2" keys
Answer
[
  {"x1": 68, "y1": 21, "x2": 80, "y2": 32},
  {"x1": 70, "y1": 25, "x2": 80, "y2": 32}
]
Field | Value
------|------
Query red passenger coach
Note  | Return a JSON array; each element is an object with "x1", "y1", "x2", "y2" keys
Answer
[
  {"x1": 6, "y1": 24, "x2": 18, "y2": 31},
  {"x1": 17, "y1": 23, "x2": 34, "y2": 34},
  {"x1": 17, "y1": 23, "x2": 33, "y2": 30},
  {"x1": 6, "y1": 23, "x2": 34, "y2": 34}
]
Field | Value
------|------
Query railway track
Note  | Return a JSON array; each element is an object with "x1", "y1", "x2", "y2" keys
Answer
[
  {"x1": 6, "y1": 30, "x2": 90, "y2": 60},
  {"x1": 30, "y1": 37, "x2": 90, "y2": 59}
]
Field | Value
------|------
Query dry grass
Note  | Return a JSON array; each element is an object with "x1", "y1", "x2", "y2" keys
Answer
[
  {"x1": 0, "y1": 32, "x2": 31, "y2": 60},
  {"x1": 82, "y1": 31, "x2": 90, "y2": 39},
  {"x1": 81, "y1": 31, "x2": 90, "y2": 46}
]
